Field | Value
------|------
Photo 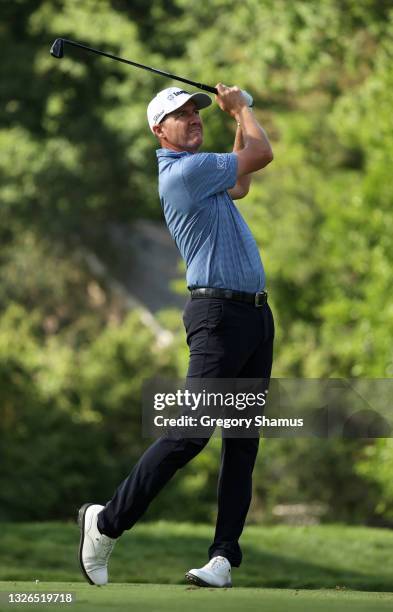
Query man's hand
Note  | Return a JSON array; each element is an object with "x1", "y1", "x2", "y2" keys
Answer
[{"x1": 215, "y1": 83, "x2": 248, "y2": 118}]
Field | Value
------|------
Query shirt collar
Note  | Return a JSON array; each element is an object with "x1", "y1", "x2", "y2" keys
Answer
[{"x1": 156, "y1": 148, "x2": 192, "y2": 159}]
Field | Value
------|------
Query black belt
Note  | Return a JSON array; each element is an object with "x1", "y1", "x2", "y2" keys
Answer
[{"x1": 190, "y1": 287, "x2": 268, "y2": 307}]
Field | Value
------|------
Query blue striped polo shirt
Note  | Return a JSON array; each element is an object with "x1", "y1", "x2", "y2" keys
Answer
[{"x1": 156, "y1": 148, "x2": 265, "y2": 292}]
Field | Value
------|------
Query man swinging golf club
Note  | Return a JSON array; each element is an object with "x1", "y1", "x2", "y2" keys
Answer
[{"x1": 78, "y1": 83, "x2": 275, "y2": 588}]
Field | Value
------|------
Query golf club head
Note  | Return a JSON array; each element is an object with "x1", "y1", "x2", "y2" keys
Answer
[{"x1": 50, "y1": 38, "x2": 64, "y2": 59}]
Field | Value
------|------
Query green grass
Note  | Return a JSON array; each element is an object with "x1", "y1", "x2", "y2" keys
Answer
[
  {"x1": 1, "y1": 522, "x2": 392, "y2": 610},
  {"x1": 0, "y1": 583, "x2": 393, "y2": 612},
  {"x1": 1, "y1": 521, "x2": 393, "y2": 592}
]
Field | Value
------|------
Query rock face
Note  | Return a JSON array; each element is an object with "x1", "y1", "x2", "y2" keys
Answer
[{"x1": 107, "y1": 220, "x2": 187, "y2": 314}]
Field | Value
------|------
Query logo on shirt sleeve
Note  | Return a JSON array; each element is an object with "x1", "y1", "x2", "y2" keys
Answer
[{"x1": 216, "y1": 154, "x2": 228, "y2": 170}]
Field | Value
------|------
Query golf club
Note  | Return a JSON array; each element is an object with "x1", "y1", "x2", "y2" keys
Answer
[{"x1": 50, "y1": 38, "x2": 253, "y2": 107}]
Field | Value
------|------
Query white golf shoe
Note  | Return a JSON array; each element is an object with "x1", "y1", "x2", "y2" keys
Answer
[
  {"x1": 185, "y1": 555, "x2": 232, "y2": 587},
  {"x1": 78, "y1": 503, "x2": 116, "y2": 586}
]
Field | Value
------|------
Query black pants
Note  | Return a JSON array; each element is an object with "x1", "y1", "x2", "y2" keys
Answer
[{"x1": 98, "y1": 298, "x2": 274, "y2": 567}]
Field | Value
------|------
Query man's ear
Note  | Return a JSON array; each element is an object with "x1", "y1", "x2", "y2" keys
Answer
[{"x1": 153, "y1": 123, "x2": 165, "y2": 140}]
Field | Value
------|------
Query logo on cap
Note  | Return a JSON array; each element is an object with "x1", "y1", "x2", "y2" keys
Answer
[{"x1": 153, "y1": 110, "x2": 165, "y2": 123}]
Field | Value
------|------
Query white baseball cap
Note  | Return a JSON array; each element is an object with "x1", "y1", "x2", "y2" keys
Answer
[{"x1": 147, "y1": 87, "x2": 212, "y2": 133}]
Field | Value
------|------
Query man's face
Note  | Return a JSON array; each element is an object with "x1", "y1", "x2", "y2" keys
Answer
[{"x1": 153, "y1": 100, "x2": 203, "y2": 153}]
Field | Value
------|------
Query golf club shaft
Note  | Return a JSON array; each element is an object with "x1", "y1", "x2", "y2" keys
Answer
[{"x1": 57, "y1": 38, "x2": 219, "y2": 95}]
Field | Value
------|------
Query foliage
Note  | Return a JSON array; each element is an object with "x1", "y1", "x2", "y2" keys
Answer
[
  {"x1": 0, "y1": 0, "x2": 392, "y2": 523},
  {"x1": 356, "y1": 439, "x2": 393, "y2": 520},
  {"x1": 0, "y1": 303, "x2": 177, "y2": 520}
]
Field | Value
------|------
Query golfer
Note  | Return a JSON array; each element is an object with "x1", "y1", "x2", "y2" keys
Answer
[{"x1": 78, "y1": 83, "x2": 274, "y2": 588}]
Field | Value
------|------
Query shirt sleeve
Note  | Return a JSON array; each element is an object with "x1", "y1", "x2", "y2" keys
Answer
[{"x1": 181, "y1": 152, "x2": 238, "y2": 202}]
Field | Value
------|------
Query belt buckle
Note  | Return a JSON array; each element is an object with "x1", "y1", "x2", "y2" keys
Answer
[{"x1": 254, "y1": 291, "x2": 266, "y2": 308}]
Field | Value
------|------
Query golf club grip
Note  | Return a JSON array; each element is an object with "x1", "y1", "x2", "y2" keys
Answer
[
  {"x1": 198, "y1": 85, "x2": 218, "y2": 95},
  {"x1": 196, "y1": 84, "x2": 253, "y2": 107}
]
